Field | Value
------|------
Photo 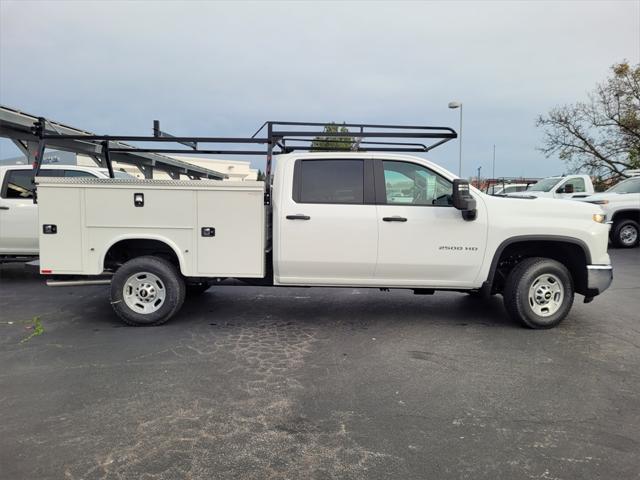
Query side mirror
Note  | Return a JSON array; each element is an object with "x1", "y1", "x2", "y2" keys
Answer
[{"x1": 452, "y1": 179, "x2": 477, "y2": 221}]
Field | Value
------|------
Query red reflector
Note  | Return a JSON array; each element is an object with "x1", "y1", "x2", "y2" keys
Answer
[{"x1": 41, "y1": 269, "x2": 52, "y2": 274}]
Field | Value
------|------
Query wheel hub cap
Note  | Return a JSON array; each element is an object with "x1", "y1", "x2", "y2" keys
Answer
[
  {"x1": 528, "y1": 273, "x2": 564, "y2": 317},
  {"x1": 620, "y1": 225, "x2": 638, "y2": 245},
  {"x1": 123, "y1": 272, "x2": 166, "y2": 314}
]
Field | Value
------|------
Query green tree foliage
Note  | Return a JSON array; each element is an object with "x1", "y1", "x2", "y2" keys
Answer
[
  {"x1": 311, "y1": 123, "x2": 356, "y2": 151},
  {"x1": 256, "y1": 169, "x2": 265, "y2": 181},
  {"x1": 537, "y1": 61, "x2": 640, "y2": 180}
]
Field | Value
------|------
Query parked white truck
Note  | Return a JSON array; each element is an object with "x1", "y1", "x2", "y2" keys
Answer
[
  {"x1": 508, "y1": 174, "x2": 594, "y2": 199},
  {"x1": 35, "y1": 146, "x2": 613, "y2": 329},
  {"x1": 0, "y1": 164, "x2": 132, "y2": 262},
  {"x1": 582, "y1": 175, "x2": 640, "y2": 248}
]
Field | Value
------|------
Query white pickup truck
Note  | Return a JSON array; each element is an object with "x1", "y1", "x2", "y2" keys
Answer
[
  {"x1": 0, "y1": 164, "x2": 132, "y2": 261},
  {"x1": 36, "y1": 151, "x2": 613, "y2": 329},
  {"x1": 582, "y1": 175, "x2": 640, "y2": 248},
  {"x1": 508, "y1": 174, "x2": 594, "y2": 199}
]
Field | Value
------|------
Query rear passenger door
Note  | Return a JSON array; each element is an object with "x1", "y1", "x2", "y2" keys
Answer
[{"x1": 276, "y1": 158, "x2": 378, "y2": 285}]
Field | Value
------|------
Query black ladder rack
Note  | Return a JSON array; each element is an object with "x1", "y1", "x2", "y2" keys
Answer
[{"x1": 31, "y1": 119, "x2": 457, "y2": 203}]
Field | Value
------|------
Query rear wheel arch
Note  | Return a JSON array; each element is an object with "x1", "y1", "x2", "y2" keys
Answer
[
  {"x1": 484, "y1": 236, "x2": 590, "y2": 296},
  {"x1": 103, "y1": 237, "x2": 186, "y2": 274}
]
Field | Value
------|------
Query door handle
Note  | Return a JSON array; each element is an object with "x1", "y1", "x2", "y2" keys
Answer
[
  {"x1": 382, "y1": 216, "x2": 407, "y2": 222},
  {"x1": 0, "y1": 206, "x2": 9, "y2": 210},
  {"x1": 286, "y1": 214, "x2": 311, "y2": 220}
]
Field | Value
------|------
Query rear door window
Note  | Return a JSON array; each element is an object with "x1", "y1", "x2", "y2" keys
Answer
[
  {"x1": 2, "y1": 170, "x2": 34, "y2": 198},
  {"x1": 294, "y1": 159, "x2": 364, "y2": 204},
  {"x1": 1, "y1": 169, "x2": 67, "y2": 199}
]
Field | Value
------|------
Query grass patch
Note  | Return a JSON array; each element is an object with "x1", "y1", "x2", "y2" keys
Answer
[{"x1": 20, "y1": 316, "x2": 44, "y2": 344}]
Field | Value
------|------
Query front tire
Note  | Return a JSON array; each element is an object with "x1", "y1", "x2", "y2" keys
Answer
[
  {"x1": 612, "y1": 219, "x2": 639, "y2": 248},
  {"x1": 503, "y1": 257, "x2": 574, "y2": 329},
  {"x1": 110, "y1": 256, "x2": 186, "y2": 326}
]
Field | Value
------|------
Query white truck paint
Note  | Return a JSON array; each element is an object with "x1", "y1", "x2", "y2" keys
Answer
[
  {"x1": 508, "y1": 174, "x2": 594, "y2": 199},
  {"x1": 0, "y1": 164, "x2": 132, "y2": 259},
  {"x1": 581, "y1": 176, "x2": 640, "y2": 248},
  {"x1": 36, "y1": 153, "x2": 613, "y2": 329}
]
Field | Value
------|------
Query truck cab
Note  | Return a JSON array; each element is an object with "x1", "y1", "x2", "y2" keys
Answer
[{"x1": 509, "y1": 174, "x2": 594, "y2": 199}]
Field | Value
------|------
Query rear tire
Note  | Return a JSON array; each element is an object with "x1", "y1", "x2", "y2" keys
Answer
[
  {"x1": 110, "y1": 256, "x2": 185, "y2": 326},
  {"x1": 503, "y1": 257, "x2": 574, "y2": 329},
  {"x1": 612, "y1": 219, "x2": 639, "y2": 248}
]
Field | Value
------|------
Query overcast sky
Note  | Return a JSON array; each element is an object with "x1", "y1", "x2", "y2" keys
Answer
[{"x1": 1, "y1": 0, "x2": 638, "y2": 177}]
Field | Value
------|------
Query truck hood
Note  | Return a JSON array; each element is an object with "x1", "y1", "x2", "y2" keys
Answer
[
  {"x1": 579, "y1": 192, "x2": 619, "y2": 202},
  {"x1": 506, "y1": 191, "x2": 553, "y2": 198},
  {"x1": 486, "y1": 194, "x2": 603, "y2": 217}
]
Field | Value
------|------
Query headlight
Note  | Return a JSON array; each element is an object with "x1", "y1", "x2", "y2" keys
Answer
[
  {"x1": 589, "y1": 200, "x2": 609, "y2": 205},
  {"x1": 593, "y1": 213, "x2": 606, "y2": 223}
]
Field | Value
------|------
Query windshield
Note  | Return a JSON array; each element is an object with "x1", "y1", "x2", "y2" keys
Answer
[
  {"x1": 607, "y1": 177, "x2": 640, "y2": 194},
  {"x1": 527, "y1": 178, "x2": 560, "y2": 192}
]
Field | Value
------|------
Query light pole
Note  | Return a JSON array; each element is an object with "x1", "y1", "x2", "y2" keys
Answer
[
  {"x1": 492, "y1": 144, "x2": 496, "y2": 179},
  {"x1": 448, "y1": 101, "x2": 463, "y2": 177}
]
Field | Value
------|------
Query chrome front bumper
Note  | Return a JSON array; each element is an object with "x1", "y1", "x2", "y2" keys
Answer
[{"x1": 586, "y1": 265, "x2": 613, "y2": 296}]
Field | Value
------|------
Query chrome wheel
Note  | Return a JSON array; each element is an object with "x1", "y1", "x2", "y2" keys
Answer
[
  {"x1": 528, "y1": 273, "x2": 564, "y2": 317},
  {"x1": 620, "y1": 224, "x2": 638, "y2": 246},
  {"x1": 123, "y1": 272, "x2": 166, "y2": 314}
]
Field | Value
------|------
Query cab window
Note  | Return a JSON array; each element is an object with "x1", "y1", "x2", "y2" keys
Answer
[
  {"x1": 562, "y1": 178, "x2": 585, "y2": 193},
  {"x1": 294, "y1": 159, "x2": 364, "y2": 204},
  {"x1": 381, "y1": 160, "x2": 453, "y2": 206}
]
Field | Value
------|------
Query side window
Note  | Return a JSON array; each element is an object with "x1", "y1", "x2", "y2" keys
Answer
[
  {"x1": 38, "y1": 169, "x2": 62, "y2": 177},
  {"x1": 1, "y1": 169, "x2": 67, "y2": 199},
  {"x1": 2, "y1": 170, "x2": 34, "y2": 199},
  {"x1": 295, "y1": 159, "x2": 364, "y2": 204},
  {"x1": 65, "y1": 170, "x2": 98, "y2": 178},
  {"x1": 382, "y1": 161, "x2": 453, "y2": 206},
  {"x1": 563, "y1": 178, "x2": 585, "y2": 192}
]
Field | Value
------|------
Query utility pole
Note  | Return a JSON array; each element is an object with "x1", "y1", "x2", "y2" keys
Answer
[{"x1": 477, "y1": 166, "x2": 482, "y2": 187}]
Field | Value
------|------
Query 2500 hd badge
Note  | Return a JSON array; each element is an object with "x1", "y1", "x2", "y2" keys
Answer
[{"x1": 438, "y1": 245, "x2": 479, "y2": 251}]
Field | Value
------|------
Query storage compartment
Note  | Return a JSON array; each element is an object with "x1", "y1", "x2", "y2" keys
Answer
[
  {"x1": 196, "y1": 189, "x2": 265, "y2": 277},
  {"x1": 37, "y1": 185, "x2": 84, "y2": 273},
  {"x1": 37, "y1": 178, "x2": 265, "y2": 278}
]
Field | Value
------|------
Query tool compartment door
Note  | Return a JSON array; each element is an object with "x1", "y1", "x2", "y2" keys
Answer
[
  {"x1": 196, "y1": 189, "x2": 265, "y2": 277},
  {"x1": 38, "y1": 185, "x2": 84, "y2": 273}
]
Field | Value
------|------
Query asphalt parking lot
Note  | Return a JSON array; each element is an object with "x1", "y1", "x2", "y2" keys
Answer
[{"x1": 1, "y1": 249, "x2": 639, "y2": 480}]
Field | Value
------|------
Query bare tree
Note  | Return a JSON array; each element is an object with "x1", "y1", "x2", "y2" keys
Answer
[{"x1": 537, "y1": 61, "x2": 640, "y2": 180}]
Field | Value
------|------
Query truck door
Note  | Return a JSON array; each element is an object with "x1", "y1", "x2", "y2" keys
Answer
[
  {"x1": 276, "y1": 158, "x2": 378, "y2": 285},
  {"x1": 374, "y1": 159, "x2": 488, "y2": 286},
  {"x1": 555, "y1": 177, "x2": 586, "y2": 199},
  {"x1": 0, "y1": 169, "x2": 40, "y2": 255}
]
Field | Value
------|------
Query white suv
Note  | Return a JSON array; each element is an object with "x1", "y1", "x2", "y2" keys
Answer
[{"x1": 0, "y1": 165, "x2": 132, "y2": 260}]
